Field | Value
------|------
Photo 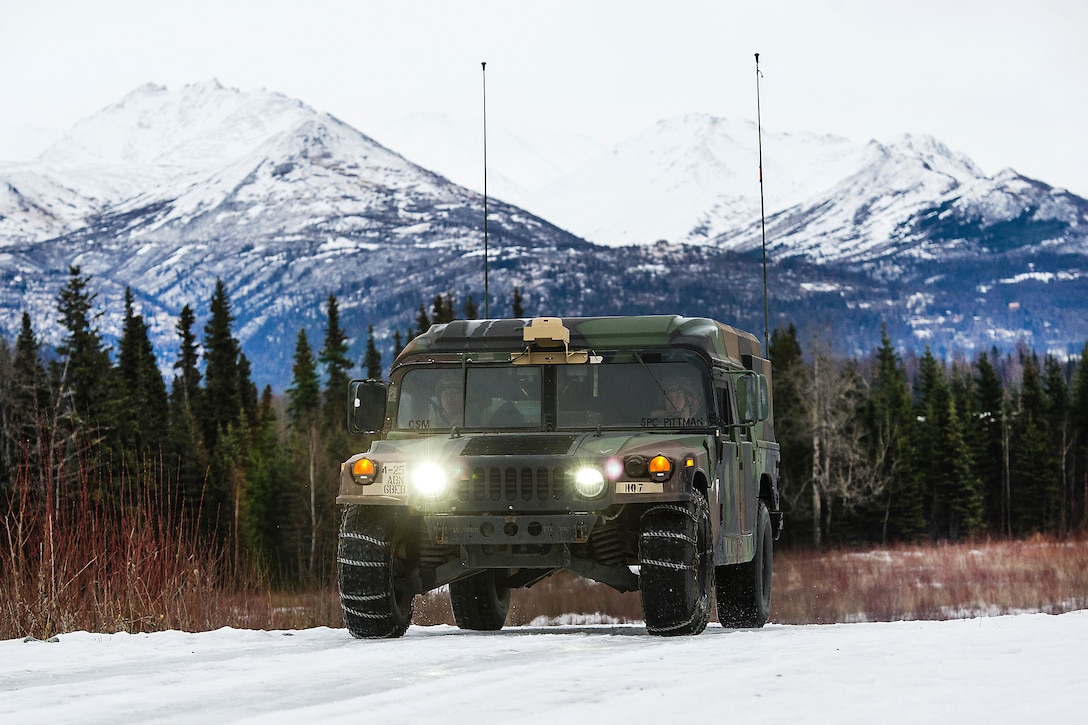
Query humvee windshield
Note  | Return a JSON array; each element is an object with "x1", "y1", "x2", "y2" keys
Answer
[{"x1": 394, "y1": 351, "x2": 711, "y2": 431}]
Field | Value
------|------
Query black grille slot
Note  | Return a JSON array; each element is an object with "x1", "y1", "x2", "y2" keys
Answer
[{"x1": 458, "y1": 465, "x2": 568, "y2": 505}]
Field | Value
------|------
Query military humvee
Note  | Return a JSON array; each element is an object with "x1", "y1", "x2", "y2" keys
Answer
[{"x1": 338, "y1": 315, "x2": 782, "y2": 638}]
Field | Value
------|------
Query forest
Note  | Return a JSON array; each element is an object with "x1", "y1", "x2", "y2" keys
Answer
[{"x1": 1, "y1": 267, "x2": 1087, "y2": 623}]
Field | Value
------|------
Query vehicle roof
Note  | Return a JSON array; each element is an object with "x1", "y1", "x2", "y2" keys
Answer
[{"x1": 398, "y1": 315, "x2": 761, "y2": 368}]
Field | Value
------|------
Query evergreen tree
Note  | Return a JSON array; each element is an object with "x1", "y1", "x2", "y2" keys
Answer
[
  {"x1": 865, "y1": 326, "x2": 926, "y2": 542},
  {"x1": 1073, "y1": 341, "x2": 1088, "y2": 532},
  {"x1": 318, "y1": 294, "x2": 352, "y2": 429},
  {"x1": 11, "y1": 313, "x2": 51, "y2": 480},
  {"x1": 1043, "y1": 354, "x2": 1073, "y2": 533},
  {"x1": 431, "y1": 294, "x2": 455, "y2": 324},
  {"x1": 287, "y1": 329, "x2": 322, "y2": 577},
  {"x1": 940, "y1": 367, "x2": 986, "y2": 539},
  {"x1": 115, "y1": 288, "x2": 169, "y2": 454},
  {"x1": 55, "y1": 266, "x2": 113, "y2": 432},
  {"x1": 415, "y1": 304, "x2": 431, "y2": 334},
  {"x1": 974, "y1": 350, "x2": 1007, "y2": 533},
  {"x1": 463, "y1": 294, "x2": 479, "y2": 320},
  {"x1": 173, "y1": 304, "x2": 202, "y2": 412},
  {"x1": 1009, "y1": 354, "x2": 1060, "y2": 534},
  {"x1": 168, "y1": 303, "x2": 208, "y2": 523},
  {"x1": 768, "y1": 324, "x2": 810, "y2": 545},
  {"x1": 238, "y1": 352, "x2": 258, "y2": 428},
  {"x1": 0, "y1": 339, "x2": 13, "y2": 489},
  {"x1": 363, "y1": 325, "x2": 382, "y2": 380},
  {"x1": 202, "y1": 279, "x2": 242, "y2": 449},
  {"x1": 200, "y1": 279, "x2": 248, "y2": 542},
  {"x1": 512, "y1": 286, "x2": 525, "y2": 318}
]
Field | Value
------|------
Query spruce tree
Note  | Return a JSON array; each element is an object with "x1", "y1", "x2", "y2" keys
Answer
[
  {"x1": 364, "y1": 325, "x2": 382, "y2": 380},
  {"x1": 1010, "y1": 354, "x2": 1060, "y2": 534},
  {"x1": 115, "y1": 288, "x2": 169, "y2": 454},
  {"x1": 11, "y1": 313, "x2": 50, "y2": 469},
  {"x1": 318, "y1": 294, "x2": 352, "y2": 429},
  {"x1": 415, "y1": 304, "x2": 431, "y2": 334},
  {"x1": 767, "y1": 324, "x2": 810, "y2": 545},
  {"x1": 287, "y1": 329, "x2": 322, "y2": 577},
  {"x1": 173, "y1": 305, "x2": 202, "y2": 412},
  {"x1": 55, "y1": 265, "x2": 114, "y2": 432},
  {"x1": 974, "y1": 351, "x2": 1006, "y2": 533},
  {"x1": 202, "y1": 279, "x2": 242, "y2": 449},
  {"x1": 1043, "y1": 354, "x2": 1072, "y2": 533},
  {"x1": 866, "y1": 326, "x2": 926, "y2": 542},
  {"x1": 200, "y1": 279, "x2": 247, "y2": 542},
  {"x1": 168, "y1": 303, "x2": 208, "y2": 522},
  {"x1": 463, "y1": 294, "x2": 479, "y2": 320},
  {"x1": 1073, "y1": 341, "x2": 1088, "y2": 532},
  {"x1": 512, "y1": 286, "x2": 525, "y2": 318}
]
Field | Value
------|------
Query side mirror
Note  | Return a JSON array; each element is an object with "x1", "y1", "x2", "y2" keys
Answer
[
  {"x1": 348, "y1": 379, "x2": 388, "y2": 434},
  {"x1": 736, "y1": 372, "x2": 770, "y2": 425}
]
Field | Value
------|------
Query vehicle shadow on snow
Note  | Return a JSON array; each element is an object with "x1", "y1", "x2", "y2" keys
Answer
[{"x1": 404, "y1": 624, "x2": 764, "y2": 638}]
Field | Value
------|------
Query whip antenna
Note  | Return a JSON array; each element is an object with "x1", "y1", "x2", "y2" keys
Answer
[
  {"x1": 755, "y1": 52, "x2": 770, "y2": 350},
  {"x1": 481, "y1": 61, "x2": 490, "y2": 319}
]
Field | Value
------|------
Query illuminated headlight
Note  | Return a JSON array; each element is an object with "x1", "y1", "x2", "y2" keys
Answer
[
  {"x1": 411, "y1": 462, "x2": 449, "y2": 498},
  {"x1": 573, "y1": 467, "x2": 606, "y2": 498}
]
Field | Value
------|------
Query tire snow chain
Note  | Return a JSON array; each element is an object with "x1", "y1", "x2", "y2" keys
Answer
[
  {"x1": 341, "y1": 605, "x2": 392, "y2": 620},
  {"x1": 337, "y1": 557, "x2": 388, "y2": 568},
  {"x1": 340, "y1": 592, "x2": 388, "y2": 603},
  {"x1": 642, "y1": 530, "x2": 697, "y2": 546},
  {"x1": 643, "y1": 503, "x2": 699, "y2": 522},
  {"x1": 640, "y1": 558, "x2": 697, "y2": 571},
  {"x1": 341, "y1": 532, "x2": 389, "y2": 548},
  {"x1": 646, "y1": 608, "x2": 702, "y2": 634}
]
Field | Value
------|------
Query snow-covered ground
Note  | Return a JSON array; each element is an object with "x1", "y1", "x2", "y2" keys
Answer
[{"x1": 3, "y1": 611, "x2": 1085, "y2": 724}]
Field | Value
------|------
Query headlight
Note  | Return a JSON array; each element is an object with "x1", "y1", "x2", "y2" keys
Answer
[
  {"x1": 411, "y1": 462, "x2": 449, "y2": 498},
  {"x1": 573, "y1": 467, "x2": 606, "y2": 498}
]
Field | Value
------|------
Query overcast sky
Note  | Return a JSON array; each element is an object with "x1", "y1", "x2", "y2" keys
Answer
[{"x1": 2, "y1": 0, "x2": 1085, "y2": 197}]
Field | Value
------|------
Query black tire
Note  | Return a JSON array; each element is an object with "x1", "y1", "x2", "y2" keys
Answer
[
  {"x1": 715, "y1": 500, "x2": 773, "y2": 628},
  {"x1": 449, "y1": 570, "x2": 511, "y2": 631},
  {"x1": 639, "y1": 491, "x2": 713, "y2": 636},
  {"x1": 338, "y1": 504, "x2": 414, "y2": 639}
]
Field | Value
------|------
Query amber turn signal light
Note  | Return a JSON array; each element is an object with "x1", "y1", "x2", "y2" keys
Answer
[{"x1": 648, "y1": 455, "x2": 672, "y2": 482}]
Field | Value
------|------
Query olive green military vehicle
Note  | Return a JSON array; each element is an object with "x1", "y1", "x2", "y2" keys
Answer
[{"x1": 338, "y1": 315, "x2": 782, "y2": 638}]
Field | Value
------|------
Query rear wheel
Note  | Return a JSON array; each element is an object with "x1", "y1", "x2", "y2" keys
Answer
[
  {"x1": 639, "y1": 491, "x2": 713, "y2": 636},
  {"x1": 715, "y1": 500, "x2": 773, "y2": 628},
  {"x1": 338, "y1": 505, "x2": 415, "y2": 639},
  {"x1": 449, "y1": 570, "x2": 511, "y2": 631}
]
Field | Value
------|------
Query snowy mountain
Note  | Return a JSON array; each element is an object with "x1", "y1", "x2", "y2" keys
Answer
[{"x1": 1, "y1": 82, "x2": 1087, "y2": 391}]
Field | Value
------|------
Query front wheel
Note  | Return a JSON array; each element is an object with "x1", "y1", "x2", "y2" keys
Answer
[
  {"x1": 338, "y1": 505, "x2": 415, "y2": 639},
  {"x1": 639, "y1": 491, "x2": 713, "y2": 636},
  {"x1": 715, "y1": 500, "x2": 773, "y2": 628},
  {"x1": 449, "y1": 570, "x2": 511, "y2": 631}
]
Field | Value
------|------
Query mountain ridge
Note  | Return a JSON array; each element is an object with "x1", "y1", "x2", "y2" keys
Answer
[{"x1": 2, "y1": 81, "x2": 1086, "y2": 390}]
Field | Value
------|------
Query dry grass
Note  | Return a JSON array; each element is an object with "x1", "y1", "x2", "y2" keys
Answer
[
  {"x1": 5, "y1": 455, "x2": 1086, "y2": 640},
  {"x1": 414, "y1": 538, "x2": 1088, "y2": 628},
  {"x1": 770, "y1": 537, "x2": 1088, "y2": 624}
]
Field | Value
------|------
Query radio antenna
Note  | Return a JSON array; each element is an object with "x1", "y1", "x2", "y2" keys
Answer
[
  {"x1": 481, "y1": 61, "x2": 490, "y2": 319},
  {"x1": 755, "y1": 52, "x2": 770, "y2": 351}
]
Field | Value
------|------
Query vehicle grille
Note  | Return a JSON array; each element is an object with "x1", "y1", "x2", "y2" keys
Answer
[{"x1": 456, "y1": 465, "x2": 569, "y2": 506}]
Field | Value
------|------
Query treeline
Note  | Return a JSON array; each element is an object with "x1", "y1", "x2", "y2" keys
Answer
[
  {"x1": 5, "y1": 269, "x2": 1085, "y2": 588},
  {"x1": 0, "y1": 268, "x2": 523, "y2": 588},
  {"x1": 769, "y1": 324, "x2": 1088, "y2": 548}
]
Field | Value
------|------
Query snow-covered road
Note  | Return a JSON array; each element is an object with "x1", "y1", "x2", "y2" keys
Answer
[{"x1": 3, "y1": 611, "x2": 1084, "y2": 724}]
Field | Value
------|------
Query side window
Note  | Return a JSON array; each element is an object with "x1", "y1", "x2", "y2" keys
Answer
[
  {"x1": 718, "y1": 382, "x2": 750, "y2": 439},
  {"x1": 717, "y1": 386, "x2": 735, "y2": 427}
]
